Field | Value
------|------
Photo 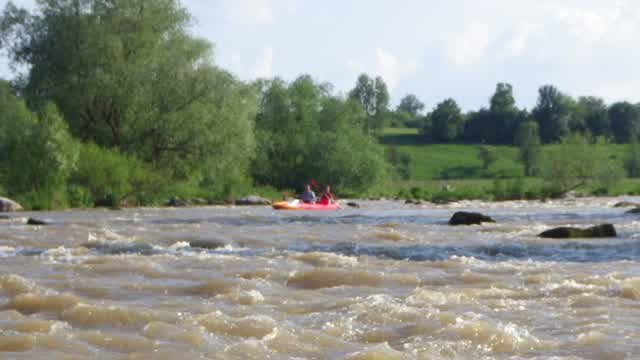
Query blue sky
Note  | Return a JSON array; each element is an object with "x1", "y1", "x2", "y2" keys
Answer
[{"x1": 1, "y1": 0, "x2": 639, "y2": 111}]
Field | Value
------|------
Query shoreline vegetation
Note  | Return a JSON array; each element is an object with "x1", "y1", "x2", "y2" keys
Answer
[{"x1": 1, "y1": 1, "x2": 640, "y2": 211}]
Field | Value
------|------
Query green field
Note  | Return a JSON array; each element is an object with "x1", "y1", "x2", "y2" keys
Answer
[
  {"x1": 383, "y1": 128, "x2": 522, "y2": 180},
  {"x1": 376, "y1": 127, "x2": 640, "y2": 200}
]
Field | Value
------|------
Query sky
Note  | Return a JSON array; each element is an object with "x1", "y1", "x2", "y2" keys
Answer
[{"x1": 1, "y1": 0, "x2": 639, "y2": 111}]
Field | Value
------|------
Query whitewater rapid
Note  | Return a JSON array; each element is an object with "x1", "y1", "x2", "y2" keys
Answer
[{"x1": 0, "y1": 198, "x2": 639, "y2": 359}]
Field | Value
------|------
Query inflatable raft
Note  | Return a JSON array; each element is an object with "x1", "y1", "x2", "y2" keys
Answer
[{"x1": 272, "y1": 200, "x2": 339, "y2": 210}]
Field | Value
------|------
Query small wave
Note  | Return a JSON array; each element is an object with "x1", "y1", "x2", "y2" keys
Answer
[{"x1": 292, "y1": 240, "x2": 640, "y2": 263}]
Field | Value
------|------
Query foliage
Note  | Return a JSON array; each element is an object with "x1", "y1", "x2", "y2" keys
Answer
[
  {"x1": 462, "y1": 84, "x2": 529, "y2": 144},
  {"x1": 577, "y1": 96, "x2": 608, "y2": 137},
  {"x1": 424, "y1": 98, "x2": 464, "y2": 142},
  {"x1": 477, "y1": 145, "x2": 497, "y2": 170},
  {"x1": 70, "y1": 143, "x2": 163, "y2": 207},
  {"x1": 625, "y1": 136, "x2": 640, "y2": 178},
  {"x1": 1, "y1": 0, "x2": 257, "y2": 187},
  {"x1": 393, "y1": 94, "x2": 424, "y2": 127},
  {"x1": 385, "y1": 147, "x2": 412, "y2": 180},
  {"x1": 348, "y1": 73, "x2": 390, "y2": 134},
  {"x1": 539, "y1": 134, "x2": 623, "y2": 195},
  {"x1": 609, "y1": 101, "x2": 640, "y2": 143},
  {"x1": 252, "y1": 75, "x2": 387, "y2": 192},
  {"x1": 0, "y1": 86, "x2": 77, "y2": 209},
  {"x1": 514, "y1": 121, "x2": 541, "y2": 176},
  {"x1": 491, "y1": 177, "x2": 526, "y2": 200},
  {"x1": 532, "y1": 85, "x2": 571, "y2": 143}
]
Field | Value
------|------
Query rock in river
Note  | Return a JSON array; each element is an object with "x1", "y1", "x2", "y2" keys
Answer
[
  {"x1": 235, "y1": 196, "x2": 271, "y2": 206},
  {"x1": 346, "y1": 202, "x2": 360, "y2": 208},
  {"x1": 626, "y1": 207, "x2": 640, "y2": 214},
  {"x1": 614, "y1": 201, "x2": 640, "y2": 208},
  {"x1": 538, "y1": 224, "x2": 617, "y2": 238},
  {"x1": 166, "y1": 197, "x2": 189, "y2": 207},
  {"x1": 0, "y1": 197, "x2": 23, "y2": 212},
  {"x1": 27, "y1": 218, "x2": 51, "y2": 226},
  {"x1": 189, "y1": 238, "x2": 227, "y2": 249},
  {"x1": 449, "y1": 212, "x2": 495, "y2": 226}
]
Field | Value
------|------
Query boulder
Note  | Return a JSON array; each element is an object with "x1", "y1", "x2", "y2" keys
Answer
[
  {"x1": 538, "y1": 224, "x2": 617, "y2": 239},
  {"x1": 235, "y1": 196, "x2": 271, "y2": 206},
  {"x1": 189, "y1": 238, "x2": 227, "y2": 250},
  {"x1": 27, "y1": 218, "x2": 50, "y2": 226},
  {"x1": 614, "y1": 201, "x2": 640, "y2": 208},
  {"x1": 0, "y1": 197, "x2": 23, "y2": 212},
  {"x1": 166, "y1": 197, "x2": 189, "y2": 207},
  {"x1": 626, "y1": 207, "x2": 640, "y2": 214},
  {"x1": 449, "y1": 211, "x2": 495, "y2": 226},
  {"x1": 405, "y1": 199, "x2": 422, "y2": 205},
  {"x1": 346, "y1": 202, "x2": 360, "y2": 208}
]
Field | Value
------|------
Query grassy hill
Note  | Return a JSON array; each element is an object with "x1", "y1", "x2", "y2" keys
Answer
[
  {"x1": 382, "y1": 128, "x2": 522, "y2": 180},
  {"x1": 375, "y1": 127, "x2": 639, "y2": 199}
]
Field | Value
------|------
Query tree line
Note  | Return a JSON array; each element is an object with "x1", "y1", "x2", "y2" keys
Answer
[
  {"x1": 0, "y1": 0, "x2": 390, "y2": 208},
  {"x1": 392, "y1": 83, "x2": 640, "y2": 145}
]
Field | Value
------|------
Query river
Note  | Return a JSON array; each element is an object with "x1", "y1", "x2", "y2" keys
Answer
[{"x1": 0, "y1": 198, "x2": 639, "y2": 359}]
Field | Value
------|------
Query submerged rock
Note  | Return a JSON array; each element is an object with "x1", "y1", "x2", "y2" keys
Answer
[
  {"x1": 0, "y1": 197, "x2": 23, "y2": 212},
  {"x1": 235, "y1": 196, "x2": 271, "y2": 206},
  {"x1": 404, "y1": 199, "x2": 422, "y2": 205},
  {"x1": 449, "y1": 212, "x2": 495, "y2": 226},
  {"x1": 189, "y1": 238, "x2": 226, "y2": 249},
  {"x1": 26, "y1": 218, "x2": 50, "y2": 226},
  {"x1": 614, "y1": 201, "x2": 640, "y2": 208},
  {"x1": 166, "y1": 197, "x2": 189, "y2": 207},
  {"x1": 346, "y1": 202, "x2": 360, "y2": 208},
  {"x1": 538, "y1": 224, "x2": 617, "y2": 238},
  {"x1": 626, "y1": 207, "x2": 640, "y2": 214}
]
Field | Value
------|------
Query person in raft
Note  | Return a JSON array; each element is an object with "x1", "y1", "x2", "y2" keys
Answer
[
  {"x1": 300, "y1": 184, "x2": 317, "y2": 204},
  {"x1": 319, "y1": 185, "x2": 335, "y2": 205}
]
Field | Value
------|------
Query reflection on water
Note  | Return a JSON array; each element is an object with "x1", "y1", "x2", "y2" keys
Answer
[{"x1": 0, "y1": 198, "x2": 639, "y2": 358}]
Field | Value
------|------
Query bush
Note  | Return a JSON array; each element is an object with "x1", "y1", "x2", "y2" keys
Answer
[
  {"x1": 0, "y1": 94, "x2": 78, "y2": 209},
  {"x1": 540, "y1": 134, "x2": 623, "y2": 195},
  {"x1": 491, "y1": 177, "x2": 525, "y2": 200},
  {"x1": 70, "y1": 143, "x2": 163, "y2": 207}
]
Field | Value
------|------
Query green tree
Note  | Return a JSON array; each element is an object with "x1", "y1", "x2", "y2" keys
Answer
[
  {"x1": 462, "y1": 83, "x2": 528, "y2": 144},
  {"x1": 425, "y1": 98, "x2": 464, "y2": 142},
  {"x1": 577, "y1": 96, "x2": 609, "y2": 137},
  {"x1": 609, "y1": 101, "x2": 640, "y2": 143},
  {"x1": 253, "y1": 75, "x2": 387, "y2": 191},
  {"x1": 532, "y1": 85, "x2": 570, "y2": 143},
  {"x1": 349, "y1": 73, "x2": 390, "y2": 134},
  {"x1": 0, "y1": 86, "x2": 77, "y2": 209},
  {"x1": 625, "y1": 136, "x2": 640, "y2": 177},
  {"x1": 1, "y1": 0, "x2": 257, "y2": 189},
  {"x1": 514, "y1": 121, "x2": 541, "y2": 176},
  {"x1": 397, "y1": 94, "x2": 425, "y2": 117},
  {"x1": 489, "y1": 83, "x2": 516, "y2": 113},
  {"x1": 540, "y1": 134, "x2": 623, "y2": 195},
  {"x1": 394, "y1": 94, "x2": 424, "y2": 127}
]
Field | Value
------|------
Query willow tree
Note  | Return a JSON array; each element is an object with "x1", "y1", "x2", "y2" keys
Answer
[
  {"x1": 0, "y1": 0, "x2": 256, "y2": 188},
  {"x1": 253, "y1": 75, "x2": 387, "y2": 191}
]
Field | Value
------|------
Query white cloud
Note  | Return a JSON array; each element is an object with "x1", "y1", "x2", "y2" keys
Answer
[
  {"x1": 446, "y1": 22, "x2": 490, "y2": 67},
  {"x1": 222, "y1": 0, "x2": 273, "y2": 25},
  {"x1": 374, "y1": 48, "x2": 418, "y2": 91},
  {"x1": 502, "y1": 23, "x2": 538, "y2": 57},
  {"x1": 345, "y1": 49, "x2": 417, "y2": 91},
  {"x1": 251, "y1": 46, "x2": 274, "y2": 79}
]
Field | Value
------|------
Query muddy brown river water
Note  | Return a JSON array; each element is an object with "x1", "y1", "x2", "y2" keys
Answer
[{"x1": 0, "y1": 198, "x2": 639, "y2": 359}]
